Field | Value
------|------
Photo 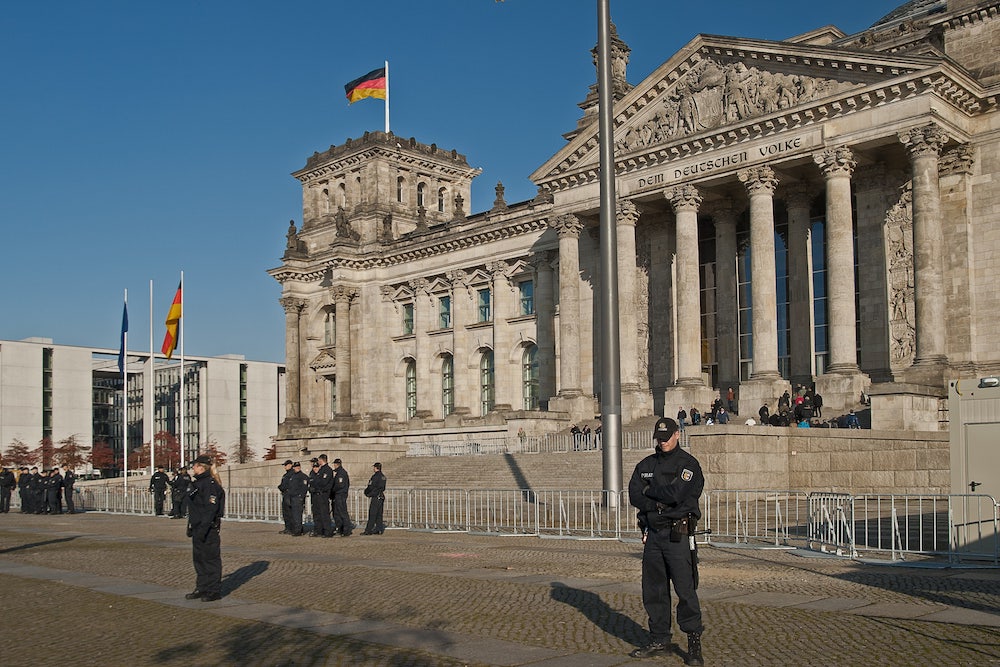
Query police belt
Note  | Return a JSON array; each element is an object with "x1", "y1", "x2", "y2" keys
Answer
[{"x1": 649, "y1": 516, "x2": 692, "y2": 533}]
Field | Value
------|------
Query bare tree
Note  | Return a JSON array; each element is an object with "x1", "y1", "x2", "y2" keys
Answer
[{"x1": 5, "y1": 439, "x2": 37, "y2": 467}]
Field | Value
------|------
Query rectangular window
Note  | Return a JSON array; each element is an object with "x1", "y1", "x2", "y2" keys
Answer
[
  {"x1": 438, "y1": 295, "x2": 451, "y2": 329},
  {"x1": 402, "y1": 303, "x2": 414, "y2": 335},
  {"x1": 329, "y1": 376, "x2": 337, "y2": 418},
  {"x1": 518, "y1": 280, "x2": 534, "y2": 316},
  {"x1": 477, "y1": 288, "x2": 491, "y2": 323}
]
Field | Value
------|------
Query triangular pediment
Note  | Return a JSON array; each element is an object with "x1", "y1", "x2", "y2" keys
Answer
[{"x1": 530, "y1": 33, "x2": 977, "y2": 192}]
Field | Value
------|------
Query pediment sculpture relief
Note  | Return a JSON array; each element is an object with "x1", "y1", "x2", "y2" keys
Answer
[{"x1": 615, "y1": 58, "x2": 862, "y2": 154}]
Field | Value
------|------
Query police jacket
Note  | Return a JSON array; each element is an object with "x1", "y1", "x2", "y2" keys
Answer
[
  {"x1": 0, "y1": 470, "x2": 15, "y2": 489},
  {"x1": 48, "y1": 473, "x2": 63, "y2": 492},
  {"x1": 170, "y1": 473, "x2": 191, "y2": 499},
  {"x1": 278, "y1": 468, "x2": 294, "y2": 495},
  {"x1": 288, "y1": 471, "x2": 309, "y2": 498},
  {"x1": 364, "y1": 471, "x2": 386, "y2": 499},
  {"x1": 17, "y1": 473, "x2": 30, "y2": 491},
  {"x1": 332, "y1": 466, "x2": 350, "y2": 497},
  {"x1": 150, "y1": 471, "x2": 169, "y2": 493},
  {"x1": 628, "y1": 445, "x2": 704, "y2": 531},
  {"x1": 187, "y1": 471, "x2": 225, "y2": 542},
  {"x1": 62, "y1": 471, "x2": 75, "y2": 490},
  {"x1": 313, "y1": 464, "x2": 334, "y2": 495}
]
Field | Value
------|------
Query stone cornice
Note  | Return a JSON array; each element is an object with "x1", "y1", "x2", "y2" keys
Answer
[
  {"x1": 296, "y1": 144, "x2": 482, "y2": 185},
  {"x1": 537, "y1": 64, "x2": 988, "y2": 194},
  {"x1": 267, "y1": 217, "x2": 551, "y2": 284}
]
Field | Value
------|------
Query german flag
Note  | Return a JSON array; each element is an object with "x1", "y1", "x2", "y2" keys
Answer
[
  {"x1": 345, "y1": 67, "x2": 386, "y2": 104},
  {"x1": 161, "y1": 282, "x2": 182, "y2": 359}
]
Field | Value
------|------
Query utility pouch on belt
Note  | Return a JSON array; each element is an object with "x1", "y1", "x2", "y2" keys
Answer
[{"x1": 669, "y1": 520, "x2": 687, "y2": 542}]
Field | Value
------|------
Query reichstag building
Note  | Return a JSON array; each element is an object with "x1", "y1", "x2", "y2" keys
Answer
[{"x1": 270, "y1": 0, "x2": 1000, "y2": 455}]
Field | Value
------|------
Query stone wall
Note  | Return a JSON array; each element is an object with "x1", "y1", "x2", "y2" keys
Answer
[{"x1": 690, "y1": 426, "x2": 951, "y2": 494}]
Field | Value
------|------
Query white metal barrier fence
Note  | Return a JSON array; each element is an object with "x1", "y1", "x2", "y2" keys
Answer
[{"x1": 46, "y1": 486, "x2": 999, "y2": 564}]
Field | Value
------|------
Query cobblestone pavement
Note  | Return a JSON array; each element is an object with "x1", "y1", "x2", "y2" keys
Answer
[{"x1": 0, "y1": 512, "x2": 998, "y2": 666}]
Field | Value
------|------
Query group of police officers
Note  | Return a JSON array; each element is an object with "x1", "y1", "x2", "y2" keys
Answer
[
  {"x1": 0, "y1": 465, "x2": 77, "y2": 515},
  {"x1": 277, "y1": 455, "x2": 386, "y2": 538}
]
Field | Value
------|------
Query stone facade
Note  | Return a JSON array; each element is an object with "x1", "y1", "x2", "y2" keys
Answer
[{"x1": 270, "y1": 1, "x2": 1000, "y2": 456}]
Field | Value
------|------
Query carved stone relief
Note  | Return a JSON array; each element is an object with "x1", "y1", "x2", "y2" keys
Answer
[
  {"x1": 884, "y1": 184, "x2": 915, "y2": 369},
  {"x1": 614, "y1": 57, "x2": 861, "y2": 155}
]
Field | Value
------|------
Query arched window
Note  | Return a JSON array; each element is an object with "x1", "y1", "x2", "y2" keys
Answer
[
  {"x1": 396, "y1": 176, "x2": 404, "y2": 203},
  {"x1": 405, "y1": 359, "x2": 417, "y2": 420},
  {"x1": 522, "y1": 345, "x2": 539, "y2": 410},
  {"x1": 441, "y1": 354, "x2": 454, "y2": 417},
  {"x1": 321, "y1": 188, "x2": 330, "y2": 214},
  {"x1": 337, "y1": 183, "x2": 346, "y2": 208},
  {"x1": 324, "y1": 310, "x2": 336, "y2": 346},
  {"x1": 479, "y1": 350, "x2": 495, "y2": 416},
  {"x1": 437, "y1": 187, "x2": 447, "y2": 213},
  {"x1": 417, "y1": 182, "x2": 426, "y2": 208}
]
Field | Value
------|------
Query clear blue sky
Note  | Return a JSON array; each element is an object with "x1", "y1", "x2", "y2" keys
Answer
[{"x1": 0, "y1": 0, "x2": 902, "y2": 363}]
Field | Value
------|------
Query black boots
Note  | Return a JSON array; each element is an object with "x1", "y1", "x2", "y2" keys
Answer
[
  {"x1": 686, "y1": 632, "x2": 704, "y2": 666},
  {"x1": 629, "y1": 642, "x2": 671, "y2": 658}
]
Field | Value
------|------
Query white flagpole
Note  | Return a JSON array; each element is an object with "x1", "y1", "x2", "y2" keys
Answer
[
  {"x1": 384, "y1": 59, "x2": 390, "y2": 134},
  {"x1": 180, "y1": 270, "x2": 186, "y2": 468},
  {"x1": 149, "y1": 280, "x2": 154, "y2": 475},
  {"x1": 123, "y1": 288, "x2": 128, "y2": 490}
]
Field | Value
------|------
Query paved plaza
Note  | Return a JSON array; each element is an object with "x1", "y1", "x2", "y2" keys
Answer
[{"x1": 0, "y1": 511, "x2": 998, "y2": 666}]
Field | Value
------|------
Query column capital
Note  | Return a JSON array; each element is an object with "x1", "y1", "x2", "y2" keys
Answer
[
  {"x1": 279, "y1": 296, "x2": 306, "y2": 314},
  {"x1": 486, "y1": 259, "x2": 512, "y2": 281},
  {"x1": 548, "y1": 213, "x2": 584, "y2": 239},
  {"x1": 529, "y1": 251, "x2": 555, "y2": 272},
  {"x1": 616, "y1": 198, "x2": 640, "y2": 226},
  {"x1": 738, "y1": 165, "x2": 778, "y2": 196},
  {"x1": 667, "y1": 185, "x2": 702, "y2": 213},
  {"x1": 409, "y1": 277, "x2": 432, "y2": 297},
  {"x1": 814, "y1": 146, "x2": 856, "y2": 178},
  {"x1": 898, "y1": 124, "x2": 948, "y2": 158},
  {"x1": 330, "y1": 285, "x2": 358, "y2": 305},
  {"x1": 783, "y1": 183, "x2": 814, "y2": 211},
  {"x1": 707, "y1": 197, "x2": 740, "y2": 227}
]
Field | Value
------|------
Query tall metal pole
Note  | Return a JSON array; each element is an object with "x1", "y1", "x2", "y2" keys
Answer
[{"x1": 597, "y1": 0, "x2": 622, "y2": 501}]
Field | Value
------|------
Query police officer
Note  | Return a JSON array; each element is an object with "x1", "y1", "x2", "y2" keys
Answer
[
  {"x1": 307, "y1": 459, "x2": 321, "y2": 536},
  {"x1": 287, "y1": 462, "x2": 309, "y2": 536},
  {"x1": 312, "y1": 455, "x2": 335, "y2": 537},
  {"x1": 47, "y1": 467, "x2": 63, "y2": 514},
  {"x1": 35, "y1": 468, "x2": 49, "y2": 514},
  {"x1": 362, "y1": 462, "x2": 386, "y2": 535},
  {"x1": 149, "y1": 465, "x2": 170, "y2": 516},
  {"x1": 61, "y1": 466, "x2": 76, "y2": 514},
  {"x1": 331, "y1": 458, "x2": 352, "y2": 536},
  {"x1": 628, "y1": 417, "x2": 705, "y2": 666},
  {"x1": 17, "y1": 467, "x2": 32, "y2": 513},
  {"x1": 0, "y1": 467, "x2": 15, "y2": 513},
  {"x1": 169, "y1": 467, "x2": 191, "y2": 519},
  {"x1": 185, "y1": 454, "x2": 225, "y2": 602},
  {"x1": 277, "y1": 460, "x2": 295, "y2": 534}
]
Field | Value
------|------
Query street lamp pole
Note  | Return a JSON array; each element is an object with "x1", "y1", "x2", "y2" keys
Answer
[{"x1": 596, "y1": 0, "x2": 623, "y2": 502}]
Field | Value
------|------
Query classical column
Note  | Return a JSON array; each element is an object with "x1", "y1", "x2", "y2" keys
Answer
[
  {"x1": 814, "y1": 147, "x2": 860, "y2": 374},
  {"x1": 784, "y1": 184, "x2": 815, "y2": 384},
  {"x1": 899, "y1": 124, "x2": 949, "y2": 370},
  {"x1": 616, "y1": 198, "x2": 640, "y2": 390},
  {"x1": 531, "y1": 253, "x2": 557, "y2": 406},
  {"x1": 279, "y1": 296, "x2": 305, "y2": 420},
  {"x1": 739, "y1": 166, "x2": 781, "y2": 379},
  {"x1": 711, "y1": 200, "x2": 740, "y2": 392},
  {"x1": 488, "y1": 260, "x2": 513, "y2": 410},
  {"x1": 331, "y1": 285, "x2": 357, "y2": 417},
  {"x1": 410, "y1": 278, "x2": 434, "y2": 417},
  {"x1": 548, "y1": 214, "x2": 584, "y2": 397},
  {"x1": 668, "y1": 185, "x2": 704, "y2": 386}
]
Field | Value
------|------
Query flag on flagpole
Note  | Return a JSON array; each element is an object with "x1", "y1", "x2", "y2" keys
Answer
[
  {"x1": 345, "y1": 67, "x2": 387, "y2": 104},
  {"x1": 118, "y1": 300, "x2": 129, "y2": 374},
  {"x1": 161, "y1": 282, "x2": 182, "y2": 359}
]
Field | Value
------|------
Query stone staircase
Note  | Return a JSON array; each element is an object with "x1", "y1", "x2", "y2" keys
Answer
[{"x1": 383, "y1": 449, "x2": 652, "y2": 491}]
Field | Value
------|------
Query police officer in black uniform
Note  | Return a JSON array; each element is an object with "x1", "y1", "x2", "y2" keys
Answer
[
  {"x1": 169, "y1": 467, "x2": 191, "y2": 518},
  {"x1": 277, "y1": 460, "x2": 295, "y2": 534},
  {"x1": 287, "y1": 462, "x2": 309, "y2": 536},
  {"x1": 47, "y1": 467, "x2": 63, "y2": 514},
  {"x1": 61, "y1": 466, "x2": 76, "y2": 513},
  {"x1": 307, "y1": 459, "x2": 321, "y2": 536},
  {"x1": 331, "y1": 458, "x2": 352, "y2": 536},
  {"x1": 0, "y1": 467, "x2": 15, "y2": 513},
  {"x1": 362, "y1": 462, "x2": 386, "y2": 535},
  {"x1": 313, "y1": 455, "x2": 335, "y2": 537},
  {"x1": 17, "y1": 467, "x2": 32, "y2": 513},
  {"x1": 628, "y1": 417, "x2": 705, "y2": 666},
  {"x1": 149, "y1": 465, "x2": 170, "y2": 516},
  {"x1": 185, "y1": 454, "x2": 225, "y2": 601}
]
